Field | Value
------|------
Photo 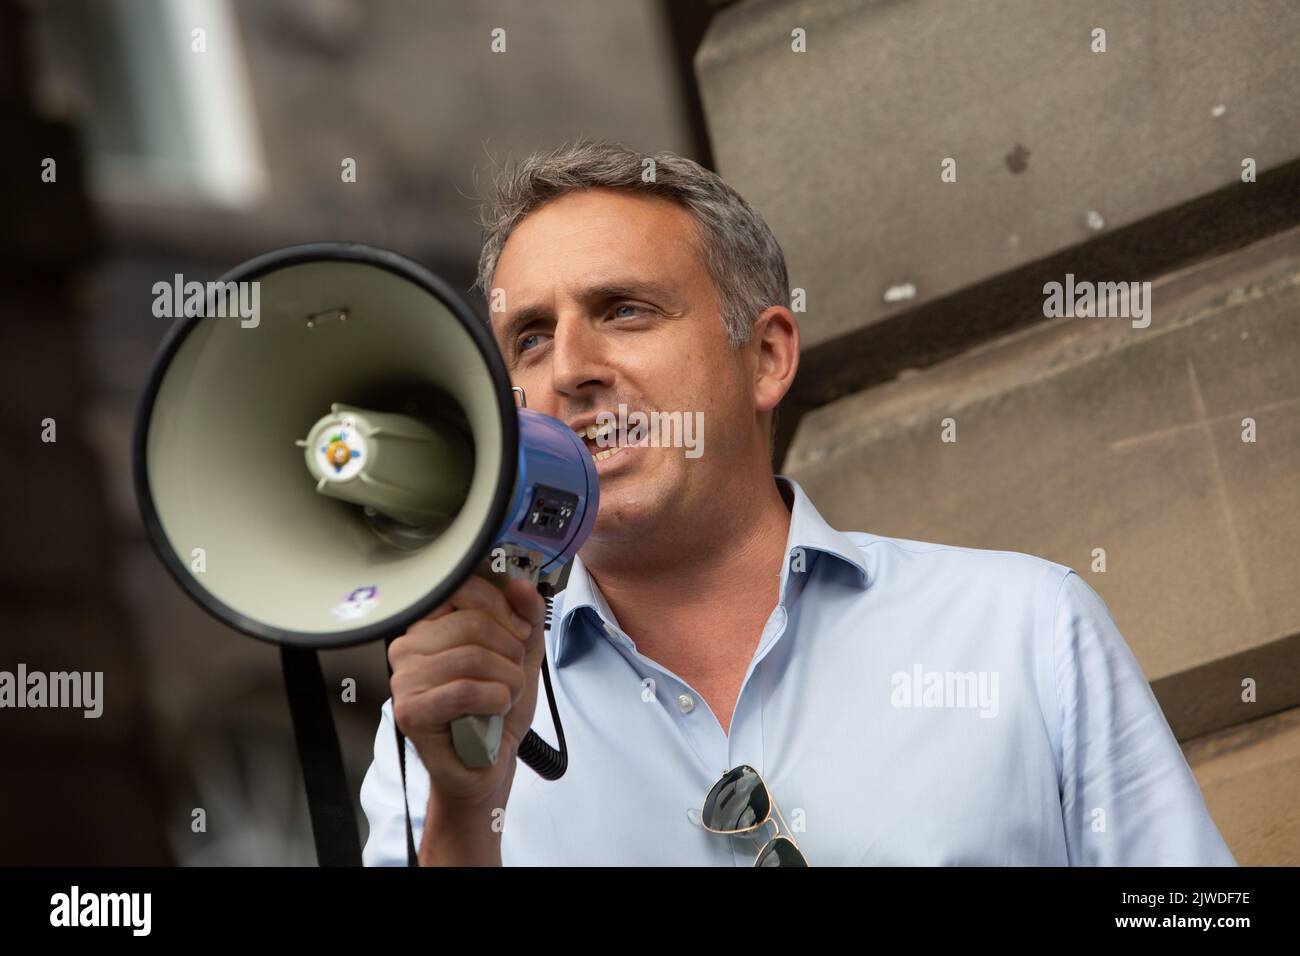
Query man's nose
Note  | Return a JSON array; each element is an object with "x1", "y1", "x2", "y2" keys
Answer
[{"x1": 550, "y1": 314, "x2": 612, "y2": 396}]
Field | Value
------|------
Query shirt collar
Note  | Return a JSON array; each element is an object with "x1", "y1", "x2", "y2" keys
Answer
[
  {"x1": 772, "y1": 473, "x2": 872, "y2": 595},
  {"x1": 551, "y1": 475, "x2": 869, "y2": 667}
]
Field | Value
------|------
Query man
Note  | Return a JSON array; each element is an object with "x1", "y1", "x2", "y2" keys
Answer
[{"x1": 360, "y1": 139, "x2": 1236, "y2": 866}]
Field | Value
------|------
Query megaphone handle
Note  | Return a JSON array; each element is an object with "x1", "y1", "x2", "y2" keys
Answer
[
  {"x1": 449, "y1": 713, "x2": 503, "y2": 768},
  {"x1": 449, "y1": 548, "x2": 543, "y2": 768}
]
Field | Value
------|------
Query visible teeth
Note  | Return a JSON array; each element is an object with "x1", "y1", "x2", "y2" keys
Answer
[
  {"x1": 593, "y1": 448, "x2": 618, "y2": 461},
  {"x1": 579, "y1": 421, "x2": 616, "y2": 441}
]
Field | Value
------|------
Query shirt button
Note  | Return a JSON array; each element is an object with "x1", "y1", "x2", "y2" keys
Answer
[
  {"x1": 677, "y1": 693, "x2": 695, "y2": 713},
  {"x1": 686, "y1": 807, "x2": 702, "y2": 826}
]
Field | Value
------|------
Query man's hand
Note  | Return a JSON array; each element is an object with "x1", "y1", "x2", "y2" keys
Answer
[{"x1": 387, "y1": 573, "x2": 548, "y2": 852}]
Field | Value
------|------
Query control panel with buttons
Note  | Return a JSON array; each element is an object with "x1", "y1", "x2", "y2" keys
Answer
[{"x1": 524, "y1": 484, "x2": 579, "y2": 540}]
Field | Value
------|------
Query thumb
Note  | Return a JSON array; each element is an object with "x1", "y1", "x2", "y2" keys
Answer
[
  {"x1": 503, "y1": 577, "x2": 547, "y2": 632},
  {"x1": 500, "y1": 578, "x2": 549, "y2": 756},
  {"x1": 503, "y1": 577, "x2": 547, "y2": 689}
]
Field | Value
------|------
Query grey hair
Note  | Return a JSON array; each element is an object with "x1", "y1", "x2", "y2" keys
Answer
[{"x1": 472, "y1": 138, "x2": 790, "y2": 350}]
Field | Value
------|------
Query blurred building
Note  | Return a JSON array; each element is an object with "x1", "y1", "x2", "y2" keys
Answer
[{"x1": 6, "y1": 0, "x2": 700, "y2": 865}]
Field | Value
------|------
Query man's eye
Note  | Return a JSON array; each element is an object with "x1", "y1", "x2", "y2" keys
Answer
[
  {"x1": 518, "y1": 333, "x2": 542, "y2": 353},
  {"x1": 613, "y1": 303, "x2": 646, "y2": 318}
]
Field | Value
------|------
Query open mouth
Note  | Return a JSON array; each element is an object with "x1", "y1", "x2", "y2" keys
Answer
[{"x1": 574, "y1": 419, "x2": 620, "y2": 461}]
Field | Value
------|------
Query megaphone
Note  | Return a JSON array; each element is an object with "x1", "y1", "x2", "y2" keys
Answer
[{"x1": 132, "y1": 242, "x2": 598, "y2": 863}]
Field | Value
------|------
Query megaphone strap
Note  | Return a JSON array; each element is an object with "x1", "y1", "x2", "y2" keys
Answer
[{"x1": 280, "y1": 646, "x2": 365, "y2": 867}]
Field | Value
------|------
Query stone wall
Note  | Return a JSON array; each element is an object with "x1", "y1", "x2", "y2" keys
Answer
[{"x1": 699, "y1": 0, "x2": 1300, "y2": 863}]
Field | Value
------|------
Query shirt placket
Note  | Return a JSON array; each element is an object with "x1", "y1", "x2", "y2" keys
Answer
[
  {"x1": 592, "y1": 584, "x2": 793, "y2": 864},
  {"x1": 723, "y1": 601, "x2": 788, "y2": 864}
]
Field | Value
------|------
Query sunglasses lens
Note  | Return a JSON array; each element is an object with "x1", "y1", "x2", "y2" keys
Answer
[
  {"x1": 702, "y1": 766, "x2": 770, "y2": 832},
  {"x1": 756, "y1": 836, "x2": 807, "y2": 867}
]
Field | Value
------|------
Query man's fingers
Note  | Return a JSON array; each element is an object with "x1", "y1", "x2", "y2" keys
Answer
[
  {"x1": 418, "y1": 602, "x2": 455, "y2": 624},
  {"x1": 393, "y1": 607, "x2": 528, "y2": 663},
  {"x1": 450, "y1": 574, "x2": 534, "y2": 638},
  {"x1": 387, "y1": 574, "x2": 542, "y2": 678},
  {"x1": 390, "y1": 643, "x2": 526, "y2": 707},
  {"x1": 395, "y1": 679, "x2": 514, "y2": 736}
]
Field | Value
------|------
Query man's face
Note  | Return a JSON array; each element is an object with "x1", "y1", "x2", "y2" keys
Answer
[{"x1": 488, "y1": 187, "x2": 756, "y2": 542}]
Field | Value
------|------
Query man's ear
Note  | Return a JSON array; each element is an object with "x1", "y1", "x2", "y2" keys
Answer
[{"x1": 751, "y1": 306, "x2": 799, "y2": 417}]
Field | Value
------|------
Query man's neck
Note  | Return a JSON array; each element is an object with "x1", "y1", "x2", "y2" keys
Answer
[{"x1": 581, "y1": 474, "x2": 794, "y2": 661}]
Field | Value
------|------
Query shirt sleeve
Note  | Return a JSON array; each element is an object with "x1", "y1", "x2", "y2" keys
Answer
[
  {"x1": 1054, "y1": 570, "x2": 1236, "y2": 865},
  {"x1": 359, "y1": 697, "x2": 428, "y2": 867}
]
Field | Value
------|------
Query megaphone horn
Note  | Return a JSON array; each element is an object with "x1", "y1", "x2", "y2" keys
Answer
[{"x1": 133, "y1": 243, "x2": 598, "y2": 862}]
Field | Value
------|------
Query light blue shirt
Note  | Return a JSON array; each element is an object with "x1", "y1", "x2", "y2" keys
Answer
[{"x1": 360, "y1": 475, "x2": 1236, "y2": 865}]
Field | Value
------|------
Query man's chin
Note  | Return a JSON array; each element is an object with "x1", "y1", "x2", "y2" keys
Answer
[
  {"x1": 586, "y1": 454, "x2": 689, "y2": 533},
  {"x1": 587, "y1": 484, "x2": 662, "y2": 539}
]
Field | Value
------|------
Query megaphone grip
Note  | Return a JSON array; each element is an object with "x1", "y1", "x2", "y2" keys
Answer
[
  {"x1": 448, "y1": 548, "x2": 543, "y2": 768},
  {"x1": 449, "y1": 714, "x2": 503, "y2": 768}
]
